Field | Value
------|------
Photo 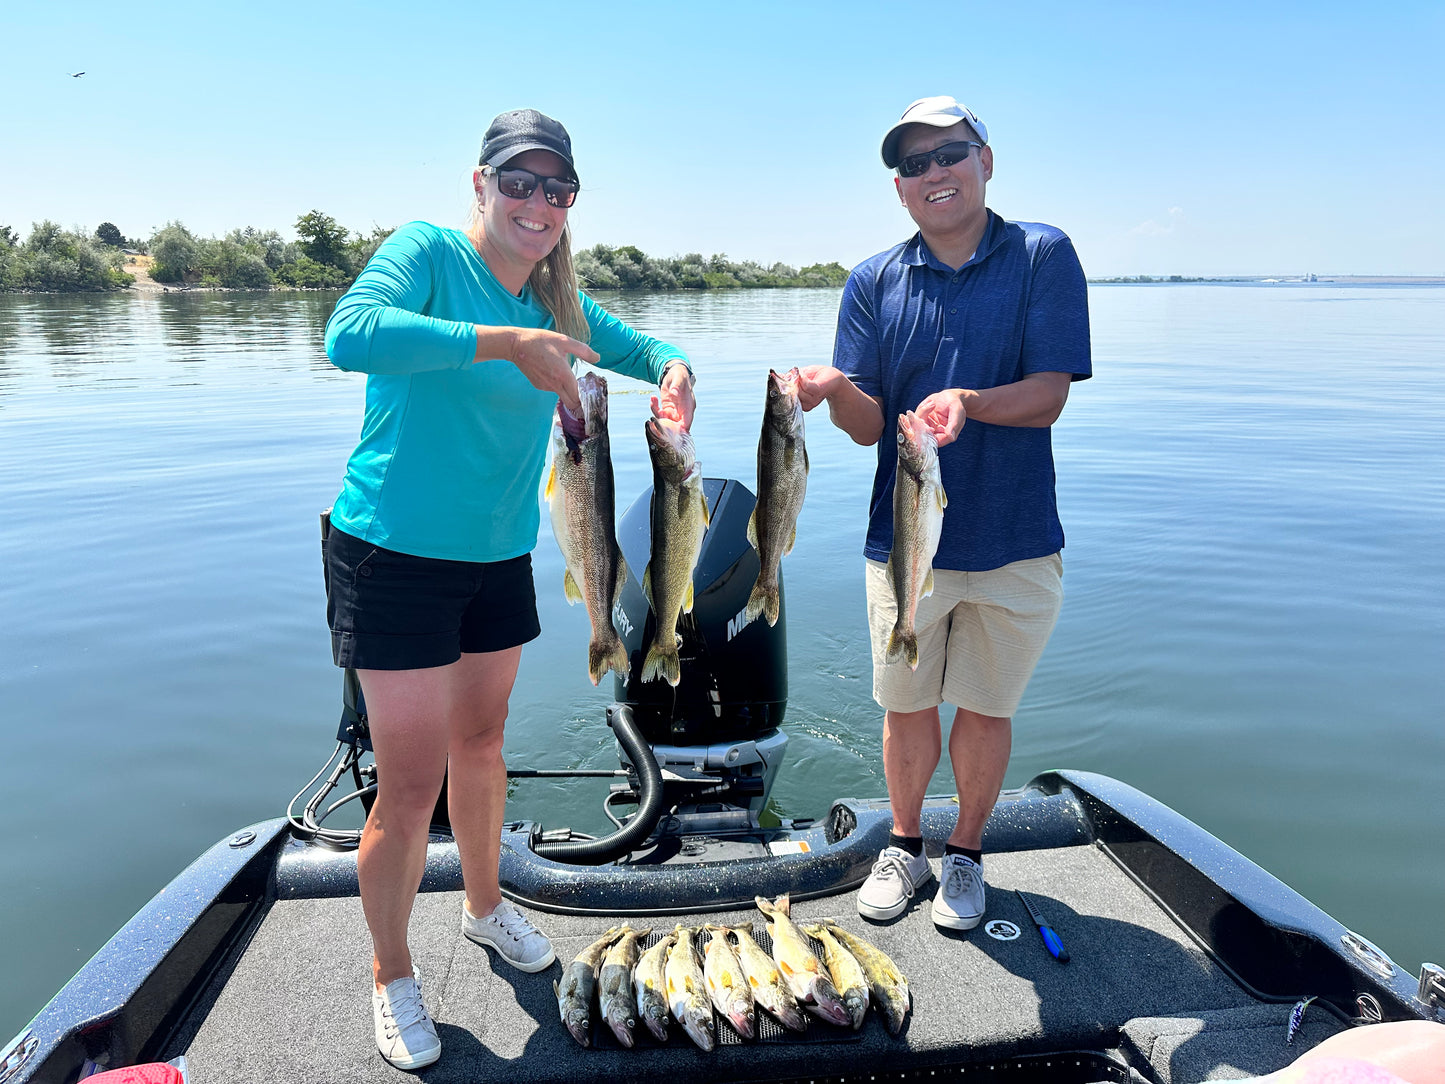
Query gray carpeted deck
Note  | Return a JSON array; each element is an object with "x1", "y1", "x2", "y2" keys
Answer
[{"x1": 176, "y1": 843, "x2": 1339, "y2": 1082}]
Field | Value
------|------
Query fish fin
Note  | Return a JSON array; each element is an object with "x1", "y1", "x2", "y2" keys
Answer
[
  {"x1": 553, "y1": 979, "x2": 560, "y2": 997},
  {"x1": 783, "y1": 523, "x2": 797, "y2": 556},
  {"x1": 754, "y1": 895, "x2": 775, "y2": 915},
  {"x1": 641, "y1": 643, "x2": 680, "y2": 687},
  {"x1": 742, "y1": 578, "x2": 767, "y2": 628},
  {"x1": 563, "y1": 568, "x2": 583, "y2": 604},
  {"x1": 683, "y1": 577, "x2": 695, "y2": 613},
  {"x1": 544, "y1": 461, "x2": 557, "y2": 500},
  {"x1": 777, "y1": 892, "x2": 791, "y2": 915},
  {"x1": 746, "y1": 510, "x2": 758, "y2": 549},
  {"x1": 803, "y1": 445, "x2": 810, "y2": 474},
  {"x1": 921, "y1": 567, "x2": 934, "y2": 598},
  {"x1": 700, "y1": 490, "x2": 712, "y2": 527},
  {"x1": 886, "y1": 626, "x2": 919, "y2": 671},
  {"x1": 778, "y1": 959, "x2": 795, "y2": 977},
  {"x1": 641, "y1": 565, "x2": 652, "y2": 607},
  {"x1": 614, "y1": 557, "x2": 628, "y2": 599},
  {"x1": 936, "y1": 485, "x2": 947, "y2": 511}
]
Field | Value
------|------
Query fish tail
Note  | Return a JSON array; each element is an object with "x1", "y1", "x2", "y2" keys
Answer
[
  {"x1": 885, "y1": 625, "x2": 919, "y2": 670},
  {"x1": 743, "y1": 576, "x2": 778, "y2": 629},
  {"x1": 641, "y1": 641, "x2": 681, "y2": 686},
  {"x1": 589, "y1": 636, "x2": 630, "y2": 685}
]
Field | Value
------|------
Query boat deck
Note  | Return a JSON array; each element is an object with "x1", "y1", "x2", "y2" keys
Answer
[{"x1": 171, "y1": 840, "x2": 1343, "y2": 1083}]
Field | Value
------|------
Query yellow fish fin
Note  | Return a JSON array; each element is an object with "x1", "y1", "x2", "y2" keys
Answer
[
  {"x1": 544, "y1": 461, "x2": 557, "y2": 500},
  {"x1": 921, "y1": 568, "x2": 934, "y2": 598},
  {"x1": 936, "y1": 485, "x2": 948, "y2": 511},
  {"x1": 784, "y1": 523, "x2": 797, "y2": 556},
  {"x1": 683, "y1": 578, "x2": 695, "y2": 613},
  {"x1": 563, "y1": 568, "x2": 583, "y2": 604},
  {"x1": 746, "y1": 510, "x2": 757, "y2": 549}
]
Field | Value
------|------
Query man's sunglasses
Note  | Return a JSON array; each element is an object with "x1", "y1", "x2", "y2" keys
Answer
[
  {"x1": 492, "y1": 167, "x2": 579, "y2": 208},
  {"x1": 896, "y1": 140, "x2": 982, "y2": 179}
]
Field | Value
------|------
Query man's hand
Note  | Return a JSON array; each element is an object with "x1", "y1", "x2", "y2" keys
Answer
[
  {"x1": 916, "y1": 389, "x2": 967, "y2": 447},
  {"x1": 499, "y1": 327, "x2": 599, "y2": 416},
  {"x1": 796, "y1": 364, "x2": 843, "y2": 411},
  {"x1": 651, "y1": 362, "x2": 696, "y2": 430}
]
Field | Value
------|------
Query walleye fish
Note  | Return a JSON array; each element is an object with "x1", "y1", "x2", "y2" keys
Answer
[
  {"x1": 802, "y1": 923, "x2": 870, "y2": 1030},
  {"x1": 640, "y1": 418, "x2": 710, "y2": 686},
  {"x1": 732, "y1": 924, "x2": 807, "y2": 1032},
  {"x1": 821, "y1": 920, "x2": 912, "y2": 1037},
  {"x1": 885, "y1": 410, "x2": 947, "y2": 670},
  {"x1": 554, "y1": 926, "x2": 623, "y2": 1048},
  {"x1": 664, "y1": 924, "x2": 715, "y2": 1051},
  {"x1": 633, "y1": 929, "x2": 676, "y2": 1042},
  {"x1": 754, "y1": 894, "x2": 851, "y2": 1028},
  {"x1": 546, "y1": 372, "x2": 630, "y2": 685},
  {"x1": 702, "y1": 924, "x2": 756, "y2": 1039},
  {"x1": 744, "y1": 367, "x2": 809, "y2": 628},
  {"x1": 598, "y1": 924, "x2": 652, "y2": 1048}
]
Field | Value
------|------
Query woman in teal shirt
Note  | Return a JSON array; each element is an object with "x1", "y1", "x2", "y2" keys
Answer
[{"x1": 323, "y1": 109, "x2": 695, "y2": 1070}]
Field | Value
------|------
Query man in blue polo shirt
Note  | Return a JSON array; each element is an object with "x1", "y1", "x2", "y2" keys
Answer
[{"x1": 800, "y1": 96, "x2": 1091, "y2": 932}]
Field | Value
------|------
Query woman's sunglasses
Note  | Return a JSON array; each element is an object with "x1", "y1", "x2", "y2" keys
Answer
[
  {"x1": 491, "y1": 166, "x2": 579, "y2": 209},
  {"x1": 896, "y1": 140, "x2": 981, "y2": 179}
]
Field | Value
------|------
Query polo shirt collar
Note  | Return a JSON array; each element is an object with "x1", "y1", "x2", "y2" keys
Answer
[{"x1": 901, "y1": 208, "x2": 1005, "y2": 273}]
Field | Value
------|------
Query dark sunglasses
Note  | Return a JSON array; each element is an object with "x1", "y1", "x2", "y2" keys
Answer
[
  {"x1": 492, "y1": 166, "x2": 579, "y2": 208},
  {"x1": 896, "y1": 140, "x2": 981, "y2": 179}
]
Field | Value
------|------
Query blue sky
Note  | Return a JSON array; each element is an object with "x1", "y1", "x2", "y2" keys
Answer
[{"x1": 3, "y1": 1, "x2": 1442, "y2": 277}]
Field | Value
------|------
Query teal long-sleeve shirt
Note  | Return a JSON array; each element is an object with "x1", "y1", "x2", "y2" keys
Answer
[{"x1": 325, "y1": 220, "x2": 687, "y2": 562}]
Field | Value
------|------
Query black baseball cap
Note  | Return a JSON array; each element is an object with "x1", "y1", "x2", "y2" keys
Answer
[{"x1": 479, "y1": 109, "x2": 577, "y2": 180}]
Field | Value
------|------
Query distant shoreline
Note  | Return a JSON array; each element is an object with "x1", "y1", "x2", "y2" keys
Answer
[{"x1": 1088, "y1": 275, "x2": 1445, "y2": 286}]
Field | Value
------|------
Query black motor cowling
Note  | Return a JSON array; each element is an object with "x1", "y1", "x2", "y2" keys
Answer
[{"x1": 612, "y1": 478, "x2": 787, "y2": 743}]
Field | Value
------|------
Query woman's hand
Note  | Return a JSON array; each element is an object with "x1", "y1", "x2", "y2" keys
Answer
[
  {"x1": 915, "y1": 389, "x2": 967, "y2": 447},
  {"x1": 652, "y1": 361, "x2": 696, "y2": 430},
  {"x1": 492, "y1": 327, "x2": 599, "y2": 416}
]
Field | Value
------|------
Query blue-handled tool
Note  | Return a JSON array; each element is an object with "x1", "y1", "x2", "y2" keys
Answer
[{"x1": 1017, "y1": 890, "x2": 1069, "y2": 962}]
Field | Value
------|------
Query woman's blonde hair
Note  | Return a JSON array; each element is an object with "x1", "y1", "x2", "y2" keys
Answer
[{"x1": 472, "y1": 169, "x2": 590, "y2": 344}]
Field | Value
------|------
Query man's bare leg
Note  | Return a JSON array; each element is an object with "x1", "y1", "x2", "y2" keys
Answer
[
  {"x1": 945, "y1": 707, "x2": 1011, "y2": 850},
  {"x1": 882, "y1": 706, "x2": 943, "y2": 836}
]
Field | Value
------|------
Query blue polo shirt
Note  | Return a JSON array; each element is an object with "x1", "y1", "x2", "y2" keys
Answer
[{"x1": 833, "y1": 210, "x2": 1091, "y2": 572}]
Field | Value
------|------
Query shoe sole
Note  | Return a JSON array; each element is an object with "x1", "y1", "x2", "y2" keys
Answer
[
  {"x1": 464, "y1": 930, "x2": 557, "y2": 973},
  {"x1": 931, "y1": 907, "x2": 983, "y2": 931},
  {"x1": 380, "y1": 1044, "x2": 441, "y2": 1071}
]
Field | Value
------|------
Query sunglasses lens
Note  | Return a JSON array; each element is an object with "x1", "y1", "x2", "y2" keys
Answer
[
  {"x1": 897, "y1": 142, "x2": 974, "y2": 178},
  {"x1": 898, "y1": 153, "x2": 928, "y2": 178},
  {"x1": 543, "y1": 178, "x2": 579, "y2": 208},
  {"x1": 497, "y1": 170, "x2": 537, "y2": 200}
]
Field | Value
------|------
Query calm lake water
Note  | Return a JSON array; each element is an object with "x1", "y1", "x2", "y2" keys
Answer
[{"x1": 2, "y1": 284, "x2": 1442, "y2": 1039}]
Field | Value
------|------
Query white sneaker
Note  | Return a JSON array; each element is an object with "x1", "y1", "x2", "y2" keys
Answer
[
  {"x1": 372, "y1": 972, "x2": 441, "y2": 1071},
  {"x1": 933, "y1": 854, "x2": 986, "y2": 930},
  {"x1": 462, "y1": 899, "x2": 556, "y2": 972},
  {"x1": 856, "y1": 846, "x2": 933, "y2": 921}
]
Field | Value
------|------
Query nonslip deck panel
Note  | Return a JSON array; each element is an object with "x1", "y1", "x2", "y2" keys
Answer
[{"x1": 176, "y1": 843, "x2": 1313, "y2": 1083}]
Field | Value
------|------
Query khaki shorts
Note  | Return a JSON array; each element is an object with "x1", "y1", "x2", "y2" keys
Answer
[{"x1": 865, "y1": 552, "x2": 1063, "y2": 718}]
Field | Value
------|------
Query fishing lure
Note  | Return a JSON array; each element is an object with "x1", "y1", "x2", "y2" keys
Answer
[{"x1": 1286, "y1": 995, "x2": 1317, "y2": 1045}]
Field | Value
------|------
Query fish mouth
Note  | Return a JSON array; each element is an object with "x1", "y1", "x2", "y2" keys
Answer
[{"x1": 925, "y1": 187, "x2": 957, "y2": 204}]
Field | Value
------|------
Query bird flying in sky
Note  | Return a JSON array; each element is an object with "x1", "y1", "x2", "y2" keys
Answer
[{"x1": 70, "y1": 71, "x2": 85, "y2": 78}]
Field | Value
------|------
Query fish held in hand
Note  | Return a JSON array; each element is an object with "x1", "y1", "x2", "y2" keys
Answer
[
  {"x1": 665, "y1": 924, "x2": 715, "y2": 1051},
  {"x1": 546, "y1": 372, "x2": 629, "y2": 685},
  {"x1": 599, "y1": 924, "x2": 651, "y2": 1048},
  {"x1": 554, "y1": 926, "x2": 623, "y2": 1048},
  {"x1": 703, "y1": 924, "x2": 756, "y2": 1039},
  {"x1": 754, "y1": 894, "x2": 852, "y2": 1028},
  {"x1": 732, "y1": 924, "x2": 807, "y2": 1032},
  {"x1": 886, "y1": 410, "x2": 947, "y2": 671},
  {"x1": 641, "y1": 418, "x2": 710, "y2": 686},
  {"x1": 803, "y1": 923, "x2": 870, "y2": 1030},
  {"x1": 744, "y1": 367, "x2": 809, "y2": 629},
  {"x1": 821, "y1": 920, "x2": 912, "y2": 1037},
  {"x1": 633, "y1": 929, "x2": 676, "y2": 1042}
]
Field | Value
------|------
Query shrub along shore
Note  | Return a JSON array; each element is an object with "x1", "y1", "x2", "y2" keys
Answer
[{"x1": 0, "y1": 214, "x2": 849, "y2": 294}]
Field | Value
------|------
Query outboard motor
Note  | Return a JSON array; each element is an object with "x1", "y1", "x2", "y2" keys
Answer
[{"x1": 611, "y1": 478, "x2": 790, "y2": 835}]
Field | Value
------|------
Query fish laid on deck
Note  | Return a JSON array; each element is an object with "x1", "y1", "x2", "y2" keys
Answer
[
  {"x1": 822, "y1": 919, "x2": 912, "y2": 1036},
  {"x1": 641, "y1": 418, "x2": 709, "y2": 686},
  {"x1": 665, "y1": 924, "x2": 716, "y2": 1051},
  {"x1": 598, "y1": 924, "x2": 651, "y2": 1048},
  {"x1": 886, "y1": 410, "x2": 947, "y2": 670},
  {"x1": 731, "y1": 923, "x2": 807, "y2": 1032},
  {"x1": 554, "y1": 926, "x2": 623, "y2": 1048},
  {"x1": 702, "y1": 924, "x2": 756, "y2": 1039},
  {"x1": 633, "y1": 928, "x2": 676, "y2": 1042},
  {"x1": 803, "y1": 922, "x2": 870, "y2": 1030},
  {"x1": 754, "y1": 894, "x2": 851, "y2": 1028},
  {"x1": 745, "y1": 367, "x2": 809, "y2": 628},
  {"x1": 546, "y1": 372, "x2": 629, "y2": 685}
]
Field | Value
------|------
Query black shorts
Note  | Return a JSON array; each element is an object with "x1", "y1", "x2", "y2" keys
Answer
[{"x1": 324, "y1": 527, "x2": 541, "y2": 670}]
